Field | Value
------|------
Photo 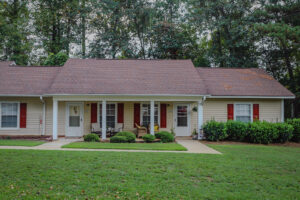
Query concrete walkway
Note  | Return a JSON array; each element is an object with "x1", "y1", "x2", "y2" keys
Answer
[{"x1": 0, "y1": 138, "x2": 221, "y2": 154}]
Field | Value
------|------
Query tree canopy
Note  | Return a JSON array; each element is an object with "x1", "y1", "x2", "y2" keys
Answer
[{"x1": 0, "y1": 0, "x2": 299, "y2": 117}]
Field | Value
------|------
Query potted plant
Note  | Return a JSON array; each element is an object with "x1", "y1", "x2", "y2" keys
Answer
[{"x1": 192, "y1": 129, "x2": 198, "y2": 140}]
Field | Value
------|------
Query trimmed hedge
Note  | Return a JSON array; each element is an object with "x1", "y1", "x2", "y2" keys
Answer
[
  {"x1": 84, "y1": 134, "x2": 99, "y2": 142},
  {"x1": 203, "y1": 120, "x2": 295, "y2": 144},
  {"x1": 155, "y1": 131, "x2": 174, "y2": 143},
  {"x1": 225, "y1": 120, "x2": 248, "y2": 141},
  {"x1": 110, "y1": 136, "x2": 128, "y2": 143},
  {"x1": 202, "y1": 120, "x2": 227, "y2": 141},
  {"x1": 115, "y1": 131, "x2": 136, "y2": 143},
  {"x1": 286, "y1": 118, "x2": 300, "y2": 142},
  {"x1": 142, "y1": 134, "x2": 156, "y2": 143}
]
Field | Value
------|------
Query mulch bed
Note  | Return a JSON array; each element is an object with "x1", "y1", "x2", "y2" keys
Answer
[{"x1": 201, "y1": 140, "x2": 300, "y2": 148}]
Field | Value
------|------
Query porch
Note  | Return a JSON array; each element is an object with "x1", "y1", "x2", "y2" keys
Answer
[{"x1": 50, "y1": 96, "x2": 205, "y2": 140}]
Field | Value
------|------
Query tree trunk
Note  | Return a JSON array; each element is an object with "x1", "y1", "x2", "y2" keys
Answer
[{"x1": 81, "y1": 0, "x2": 86, "y2": 58}]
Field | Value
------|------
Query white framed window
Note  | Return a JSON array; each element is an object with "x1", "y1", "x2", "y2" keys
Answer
[
  {"x1": 141, "y1": 103, "x2": 159, "y2": 127},
  {"x1": 99, "y1": 103, "x2": 117, "y2": 128},
  {"x1": 234, "y1": 103, "x2": 252, "y2": 123},
  {"x1": 0, "y1": 102, "x2": 20, "y2": 129}
]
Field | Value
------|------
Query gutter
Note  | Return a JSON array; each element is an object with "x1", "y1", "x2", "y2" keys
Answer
[{"x1": 39, "y1": 96, "x2": 46, "y2": 136}]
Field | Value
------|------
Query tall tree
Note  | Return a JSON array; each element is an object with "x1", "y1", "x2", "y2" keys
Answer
[
  {"x1": 188, "y1": 0, "x2": 258, "y2": 68},
  {"x1": 0, "y1": 0, "x2": 32, "y2": 65},
  {"x1": 32, "y1": 0, "x2": 80, "y2": 56},
  {"x1": 254, "y1": 0, "x2": 300, "y2": 117},
  {"x1": 89, "y1": 0, "x2": 132, "y2": 58}
]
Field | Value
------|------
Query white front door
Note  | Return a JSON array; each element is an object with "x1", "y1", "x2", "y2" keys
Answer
[
  {"x1": 66, "y1": 103, "x2": 84, "y2": 137},
  {"x1": 174, "y1": 104, "x2": 190, "y2": 136}
]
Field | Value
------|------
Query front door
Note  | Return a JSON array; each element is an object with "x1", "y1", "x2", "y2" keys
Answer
[
  {"x1": 66, "y1": 103, "x2": 83, "y2": 137},
  {"x1": 174, "y1": 104, "x2": 190, "y2": 136}
]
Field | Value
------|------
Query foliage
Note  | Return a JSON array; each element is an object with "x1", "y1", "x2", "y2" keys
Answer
[
  {"x1": 155, "y1": 131, "x2": 174, "y2": 143},
  {"x1": 273, "y1": 123, "x2": 294, "y2": 143},
  {"x1": 204, "y1": 120, "x2": 296, "y2": 144},
  {"x1": 0, "y1": 0, "x2": 299, "y2": 117},
  {"x1": 110, "y1": 136, "x2": 128, "y2": 143},
  {"x1": 247, "y1": 121, "x2": 279, "y2": 144},
  {"x1": 83, "y1": 133, "x2": 99, "y2": 142},
  {"x1": 115, "y1": 131, "x2": 136, "y2": 143},
  {"x1": 0, "y1": 1, "x2": 32, "y2": 65},
  {"x1": 32, "y1": 0, "x2": 81, "y2": 55},
  {"x1": 286, "y1": 118, "x2": 300, "y2": 142},
  {"x1": 203, "y1": 121, "x2": 227, "y2": 141},
  {"x1": 43, "y1": 52, "x2": 69, "y2": 66},
  {"x1": 142, "y1": 134, "x2": 155, "y2": 143},
  {"x1": 225, "y1": 120, "x2": 249, "y2": 142}
]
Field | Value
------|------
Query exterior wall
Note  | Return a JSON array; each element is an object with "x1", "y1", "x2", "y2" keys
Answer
[
  {"x1": 203, "y1": 98, "x2": 282, "y2": 123},
  {"x1": 45, "y1": 98, "x2": 66, "y2": 136},
  {"x1": 0, "y1": 97, "x2": 43, "y2": 135},
  {"x1": 0, "y1": 97, "x2": 283, "y2": 137}
]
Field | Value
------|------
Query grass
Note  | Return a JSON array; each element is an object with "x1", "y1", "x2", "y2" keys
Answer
[
  {"x1": 0, "y1": 145, "x2": 300, "y2": 199},
  {"x1": 62, "y1": 142, "x2": 187, "y2": 151},
  {"x1": 0, "y1": 139, "x2": 45, "y2": 147}
]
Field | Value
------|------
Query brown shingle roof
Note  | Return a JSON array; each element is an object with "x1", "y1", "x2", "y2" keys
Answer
[
  {"x1": 0, "y1": 62, "x2": 61, "y2": 96},
  {"x1": 197, "y1": 67, "x2": 294, "y2": 97},
  {"x1": 0, "y1": 60, "x2": 294, "y2": 97},
  {"x1": 47, "y1": 59, "x2": 207, "y2": 95}
]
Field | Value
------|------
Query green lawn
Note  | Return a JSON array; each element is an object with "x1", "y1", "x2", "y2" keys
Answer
[
  {"x1": 0, "y1": 145, "x2": 299, "y2": 199},
  {"x1": 0, "y1": 139, "x2": 45, "y2": 147},
  {"x1": 62, "y1": 142, "x2": 187, "y2": 151}
]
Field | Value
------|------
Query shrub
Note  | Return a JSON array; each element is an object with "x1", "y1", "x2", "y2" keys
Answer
[
  {"x1": 203, "y1": 120, "x2": 227, "y2": 141},
  {"x1": 83, "y1": 133, "x2": 99, "y2": 142},
  {"x1": 286, "y1": 119, "x2": 300, "y2": 142},
  {"x1": 110, "y1": 136, "x2": 128, "y2": 143},
  {"x1": 273, "y1": 123, "x2": 294, "y2": 143},
  {"x1": 142, "y1": 134, "x2": 156, "y2": 143},
  {"x1": 247, "y1": 121, "x2": 279, "y2": 144},
  {"x1": 155, "y1": 131, "x2": 174, "y2": 143},
  {"x1": 225, "y1": 120, "x2": 248, "y2": 141},
  {"x1": 116, "y1": 131, "x2": 136, "y2": 143}
]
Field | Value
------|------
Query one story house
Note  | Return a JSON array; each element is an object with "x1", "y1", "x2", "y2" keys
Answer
[{"x1": 0, "y1": 59, "x2": 295, "y2": 140}]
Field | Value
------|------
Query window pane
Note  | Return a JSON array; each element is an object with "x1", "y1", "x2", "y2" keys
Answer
[
  {"x1": 1, "y1": 103, "x2": 18, "y2": 128},
  {"x1": 142, "y1": 104, "x2": 159, "y2": 126},
  {"x1": 236, "y1": 116, "x2": 251, "y2": 123},
  {"x1": 99, "y1": 103, "x2": 116, "y2": 128},
  {"x1": 69, "y1": 116, "x2": 80, "y2": 127},
  {"x1": 177, "y1": 106, "x2": 188, "y2": 127},
  {"x1": 235, "y1": 104, "x2": 251, "y2": 123}
]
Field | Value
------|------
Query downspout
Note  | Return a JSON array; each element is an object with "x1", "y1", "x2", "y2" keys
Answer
[{"x1": 40, "y1": 96, "x2": 46, "y2": 135}]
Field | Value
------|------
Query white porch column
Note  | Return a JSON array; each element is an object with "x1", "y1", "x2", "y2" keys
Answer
[
  {"x1": 102, "y1": 100, "x2": 107, "y2": 140},
  {"x1": 52, "y1": 99, "x2": 58, "y2": 140},
  {"x1": 281, "y1": 99, "x2": 284, "y2": 122},
  {"x1": 198, "y1": 100, "x2": 204, "y2": 140},
  {"x1": 150, "y1": 100, "x2": 155, "y2": 135}
]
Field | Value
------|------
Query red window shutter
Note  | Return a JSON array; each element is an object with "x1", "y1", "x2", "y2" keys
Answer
[
  {"x1": 20, "y1": 103, "x2": 27, "y2": 128},
  {"x1": 117, "y1": 103, "x2": 124, "y2": 123},
  {"x1": 91, "y1": 103, "x2": 97, "y2": 123},
  {"x1": 134, "y1": 103, "x2": 140, "y2": 127},
  {"x1": 253, "y1": 104, "x2": 259, "y2": 121},
  {"x1": 227, "y1": 104, "x2": 234, "y2": 120},
  {"x1": 160, "y1": 104, "x2": 167, "y2": 128}
]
